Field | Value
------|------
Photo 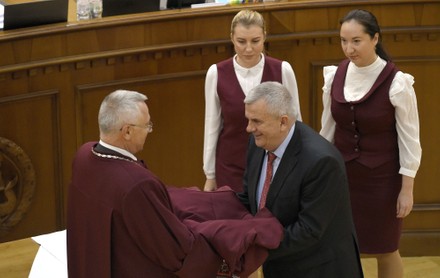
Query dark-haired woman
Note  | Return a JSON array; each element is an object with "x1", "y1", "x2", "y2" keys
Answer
[{"x1": 320, "y1": 9, "x2": 422, "y2": 278}]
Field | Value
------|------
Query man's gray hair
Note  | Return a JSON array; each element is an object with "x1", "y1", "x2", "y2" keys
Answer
[
  {"x1": 244, "y1": 81, "x2": 297, "y2": 118},
  {"x1": 98, "y1": 90, "x2": 148, "y2": 134}
]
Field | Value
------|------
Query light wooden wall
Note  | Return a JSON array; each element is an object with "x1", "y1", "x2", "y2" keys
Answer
[{"x1": 0, "y1": 0, "x2": 439, "y2": 256}]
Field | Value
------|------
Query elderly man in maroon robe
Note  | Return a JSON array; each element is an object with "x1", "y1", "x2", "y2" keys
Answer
[{"x1": 67, "y1": 90, "x2": 283, "y2": 278}]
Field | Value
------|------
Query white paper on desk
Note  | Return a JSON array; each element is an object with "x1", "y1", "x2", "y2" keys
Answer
[{"x1": 29, "y1": 230, "x2": 67, "y2": 278}]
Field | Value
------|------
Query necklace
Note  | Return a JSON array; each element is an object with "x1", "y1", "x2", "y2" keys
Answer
[{"x1": 91, "y1": 148, "x2": 135, "y2": 163}]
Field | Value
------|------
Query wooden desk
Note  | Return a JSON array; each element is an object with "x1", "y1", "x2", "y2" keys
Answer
[{"x1": 0, "y1": 238, "x2": 39, "y2": 278}]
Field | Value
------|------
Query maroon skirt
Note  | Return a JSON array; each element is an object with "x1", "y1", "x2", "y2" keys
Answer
[{"x1": 346, "y1": 160, "x2": 403, "y2": 254}]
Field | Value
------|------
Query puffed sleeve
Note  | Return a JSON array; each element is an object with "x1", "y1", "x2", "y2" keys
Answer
[
  {"x1": 319, "y1": 66, "x2": 338, "y2": 143},
  {"x1": 389, "y1": 72, "x2": 422, "y2": 178},
  {"x1": 203, "y1": 64, "x2": 221, "y2": 180},
  {"x1": 281, "y1": 61, "x2": 302, "y2": 121}
]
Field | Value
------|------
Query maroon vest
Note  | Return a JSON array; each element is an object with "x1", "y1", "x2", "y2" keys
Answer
[
  {"x1": 215, "y1": 56, "x2": 282, "y2": 191},
  {"x1": 331, "y1": 59, "x2": 399, "y2": 168}
]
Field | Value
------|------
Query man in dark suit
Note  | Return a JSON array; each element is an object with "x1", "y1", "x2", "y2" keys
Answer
[{"x1": 238, "y1": 81, "x2": 364, "y2": 277}]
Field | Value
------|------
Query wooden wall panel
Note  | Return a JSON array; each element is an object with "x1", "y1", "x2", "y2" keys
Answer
[
  {"x1": 0, "y1": 91, "x2": 62, "y2": 242},
  {"x1": 75, "y1": 71, "x2": 208, "y2": 187},
  {"x1": 0, "y1": 0, "x2": 439, "y2": 256}
]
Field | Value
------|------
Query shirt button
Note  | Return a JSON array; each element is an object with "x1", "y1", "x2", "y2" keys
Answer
[{"x1": 354, "y1": 147, "x2": 359, "y2": 152}]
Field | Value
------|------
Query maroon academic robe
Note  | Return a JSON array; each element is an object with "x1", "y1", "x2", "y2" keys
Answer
[{"x1": 67, "y1": 142, "x2": 283, "y2": 278}]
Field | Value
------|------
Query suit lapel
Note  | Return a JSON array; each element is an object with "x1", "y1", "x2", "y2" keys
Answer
[
  {"x1": 248, "y1": 146, "x2": 266, "y2": 213},
  {"x1": 264, "y1": 123, "x2": 302, "y2": 209}
]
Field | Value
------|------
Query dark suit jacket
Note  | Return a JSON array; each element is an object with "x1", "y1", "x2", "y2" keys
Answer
[{"x1": 238, "y1": 121, "x2": 363, "y2": 278}]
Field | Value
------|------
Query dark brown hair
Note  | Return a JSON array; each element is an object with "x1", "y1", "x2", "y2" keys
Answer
[{"x1": 340, "y1": 9, "x2": 391, "y2": 61}]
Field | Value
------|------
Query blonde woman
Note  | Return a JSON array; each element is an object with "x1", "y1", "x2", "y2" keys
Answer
[{"x1": 203, "y1": 9, "x2": 302, "y2": 193}]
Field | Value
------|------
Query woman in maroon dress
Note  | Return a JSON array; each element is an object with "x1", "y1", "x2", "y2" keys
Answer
[
  {"x1": 203, "y1": 10, "x2": 302, "y2": 193},
  {"x1": 320, "y1": 10, "x2": 422, "y2": 277}
]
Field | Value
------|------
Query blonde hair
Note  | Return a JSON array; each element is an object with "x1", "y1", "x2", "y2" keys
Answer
[{"x1": 231, "y1": 10, "x2": 266, "y2": 35}]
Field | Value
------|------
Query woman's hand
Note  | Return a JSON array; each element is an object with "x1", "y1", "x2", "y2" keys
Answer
[
  {"x1": 396, "y1": 175, "x2": 414, "y2": 218},
  {"x1": 204, "y1": 179, "x2": 217, "y2": 192}
]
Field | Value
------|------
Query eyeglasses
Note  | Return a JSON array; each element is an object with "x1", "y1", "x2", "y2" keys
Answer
[{"x1": 120, "y1": 121, "x2": 153, "y2": 133}]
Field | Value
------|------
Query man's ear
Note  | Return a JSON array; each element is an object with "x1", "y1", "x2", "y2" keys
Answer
[
  {"x1": 121, "y1": 125, "x2": 132, "y2": 140},
  {"x1": 280, "y1": 115, "x2": 289, "y2": 129}
]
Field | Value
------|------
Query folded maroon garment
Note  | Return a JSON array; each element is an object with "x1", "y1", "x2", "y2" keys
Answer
[{"x1": 167, "y1": 186, "x2": 284, "y2": 277}]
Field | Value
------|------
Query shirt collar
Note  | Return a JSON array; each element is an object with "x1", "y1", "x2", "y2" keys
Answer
[
  {"x1": 270, "y1": 122, "x2": 296, "y2": 159},
  {"x1": 233, "y1": 53, "x2": 265, "y2": 75},
  {"x1": 99, "y1": 140, "x2": 138, "y2": 161}
]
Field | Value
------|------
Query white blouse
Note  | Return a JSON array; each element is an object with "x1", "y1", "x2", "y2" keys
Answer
[
  {"x1": 320, "y1": 57, "x2": 421, "y2": 178},
  {"x1": 203, "y1": 54, "x2": 302, "y2": 179}
]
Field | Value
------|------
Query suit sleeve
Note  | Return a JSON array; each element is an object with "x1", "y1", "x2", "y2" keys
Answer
[{"x1": 237, "y1": 174, "x2": 251, "y2": 211}]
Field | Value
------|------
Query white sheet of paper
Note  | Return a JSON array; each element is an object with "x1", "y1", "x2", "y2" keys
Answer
[{"x1": 29, "y1": 230, "x2": 67, "y2": 278}]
